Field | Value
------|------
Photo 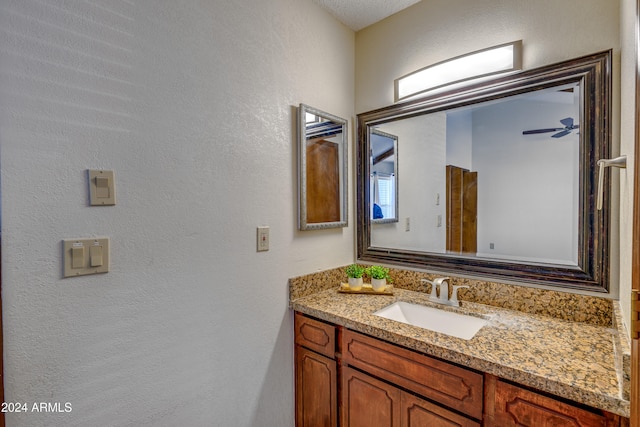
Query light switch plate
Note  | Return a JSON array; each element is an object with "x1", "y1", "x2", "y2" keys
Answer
[
  {"x1": 257, "y1": 226, "x2": 269, "y2": 252},
  {"x1": 63, "y1": 237, "x2": 110, "y2": 277},
  {"x1": 88, "y1": 169, "x2": 116, "y2": 206}
]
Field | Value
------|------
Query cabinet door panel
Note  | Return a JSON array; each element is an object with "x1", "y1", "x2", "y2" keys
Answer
[
  {"x1": 493, "y1": 379, "x2": 614, "y2": 427},
  {"x1": 295, "y1": 312, "x2": 336, "y2": 358},
  {"x1": 295, "y1": 346, "x2": 337, "y2": 427},
  {"x1": 342, "y1": 329, "x2": 483, "y2": 419},
  {"x1": 342, "y1": 367, "x2": 401, "y2": 427},
  {"x1": 401, "y1": 392, "x2": 480, "y2": 427}
]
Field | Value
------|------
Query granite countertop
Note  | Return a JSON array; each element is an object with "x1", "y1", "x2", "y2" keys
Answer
[{"x1": 291, "y1": 286, "x2": 630, "y2": 418}]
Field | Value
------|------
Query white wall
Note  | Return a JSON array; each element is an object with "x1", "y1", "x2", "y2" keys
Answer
[
  {"x1": 472, "y1": 99, "x2": 579, "y2": 264},
  {"x1": 371, "y1": 114, "x2": 447, "y2": 251},
  {"x1": 0, "y1": 1, "x2": 354, "y2": 426},
  {"x1": 446, "y1": 110, "x2": 473, "y2": 170}
]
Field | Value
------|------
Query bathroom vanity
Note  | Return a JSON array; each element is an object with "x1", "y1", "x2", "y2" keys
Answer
[{"x1": 290, "y1": 273, "x2": 630, "y2": 426}]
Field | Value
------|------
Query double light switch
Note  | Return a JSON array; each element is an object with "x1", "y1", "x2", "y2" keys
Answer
[{"x1": 63, "y1": 238, "x2": 110, "y2": 277}]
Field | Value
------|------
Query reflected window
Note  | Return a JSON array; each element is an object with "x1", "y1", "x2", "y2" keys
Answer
[
  {"x1": 370, "y1": 129, "x2": 399, "y2": 223},
  {"x1": 371, "y1": 172, "x2": 396, "y2": 219}
]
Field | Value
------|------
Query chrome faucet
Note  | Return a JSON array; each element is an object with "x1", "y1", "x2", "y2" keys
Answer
[{"x1": 420, "y1": 277, "x2": 468, "y2": 307}]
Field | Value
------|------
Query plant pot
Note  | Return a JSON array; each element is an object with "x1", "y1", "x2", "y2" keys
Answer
[
  {"x1": 371, "y1": 278, "x2": 387, "y2": 292},
  {"x1": 348, "y1": 277, "x2": 363, "y2": 291}
]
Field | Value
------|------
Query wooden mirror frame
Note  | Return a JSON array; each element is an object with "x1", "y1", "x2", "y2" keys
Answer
[{"x1": 357, "y1": 50, "x2": 612, "y2": 292}]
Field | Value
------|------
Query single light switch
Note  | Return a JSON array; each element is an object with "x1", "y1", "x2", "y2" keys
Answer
[
  {"x1": 90, "y1": 245, "x2": 103, "y2": 267},
  {"x1": 88, "y1": 170, "x2": 116, "y2": 206},
  {"x1": 95, "y1": 176, "x2": 110, "y2": 199},
  {"x1": 257, "y1": 226, "x2": 269, "y2": 252},
  {"x1": 63, "y1": 237, "x2": 110, "y2": 278},
  {"x1": 71, "y1": 245, "x2": 84, "y2": 268}
]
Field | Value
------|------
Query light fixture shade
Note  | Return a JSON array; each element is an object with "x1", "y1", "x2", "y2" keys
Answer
[{"x1": 394, "y1": 40, "x2": 523, "y2": 102}]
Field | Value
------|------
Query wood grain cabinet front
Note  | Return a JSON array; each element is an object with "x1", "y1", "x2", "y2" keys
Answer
[
  {"x1": 294, "y1": 313, "x2": 338, "y2": 427},
  {"x1": 295, "y1": 346, "x2": 337, "y2": 427},
  {"x1": 293, "y1": 312, "x2": 628, "y2": 427},
  {"x1": 485, "y1": 376, "x2": 625, "y2": 427},
  {"x1": 342, "y1": 367, "x2": 400, "y2": 427},
  {"x1": 342, "y1": 367, "x2": 480, "y2": 427},
  {"x1": 402, "y1": 391, "x2": 481, "y2": 427},
  {"x1": 342, "y1": 329, "x2": 484, "y2": 420},
  {"x1": 295, "y1": 312, "x2": 336, "y2": 358}
]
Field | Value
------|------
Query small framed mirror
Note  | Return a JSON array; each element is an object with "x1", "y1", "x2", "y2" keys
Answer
[
  {"x1": 370, "y1": 129, "x2": 398, "y2": 223},
  {"x1": 298, "y1": 104, "x2": 348, "y2": 230}
]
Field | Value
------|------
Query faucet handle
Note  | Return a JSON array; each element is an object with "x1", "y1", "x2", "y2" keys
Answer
[
  {"x1": 420, "y1": 278, "x2": 438, "y2": 298},
  {"x1": 434, "y1": 278, "x2": 450, "y2": 301},
  {"x1": 450, "y1": 285, "x2": 469, "y2": 307}
]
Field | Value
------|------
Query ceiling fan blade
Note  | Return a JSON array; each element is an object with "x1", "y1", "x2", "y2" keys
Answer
[
  {"x1": 552, "y1": 130, "x2": 571, "y2": 138},
  {"x1": 522, "y1": 128, "x2": 563, "y2": 135},
  {"x1": 560, "y1": 117, "x2": 574, "y2": 127}
]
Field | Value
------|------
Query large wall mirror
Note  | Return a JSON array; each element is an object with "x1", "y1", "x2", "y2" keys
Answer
[
  {"x1": 357, "y1": 50, "x2": 611, "y2": 292},
  {"x1": 298, "y1": 104, "x2": 348, "y2": 230}
]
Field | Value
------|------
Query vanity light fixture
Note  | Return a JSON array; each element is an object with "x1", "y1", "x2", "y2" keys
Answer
[{"x1": 394, "y1": 40, "x2": 523, "y2": 102}]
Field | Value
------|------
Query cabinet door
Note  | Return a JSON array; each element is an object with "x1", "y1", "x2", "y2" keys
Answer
[
  {"x1": 492, "y1": 378, "x2": 617, "y2": 427},
  {"x1": 342, "y1": 367, "x2": 401, "y2": 427},
  {"x1": 295, "y1": 346, "x2": 337, "y2": 427},
  {"x1": 342, "y1": 329, "x2": 484, "y2": 419},
  {"x1": 401, "y1": 392, "x2": 480, "y2": 427}
]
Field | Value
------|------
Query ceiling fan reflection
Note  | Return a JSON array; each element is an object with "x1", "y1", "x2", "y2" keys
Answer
[{"x1": 522, "y1": 117, "x2": 579, "y2": 138}]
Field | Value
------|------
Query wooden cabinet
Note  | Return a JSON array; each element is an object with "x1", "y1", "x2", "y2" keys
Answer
[
  {"x1": 295, "y1": 312, "x2": 336, "y2": 358},
  {"x1": 485, "y1": 375, "x2": 624, "y2": 427},
  {"x1": 341, "y1": 366, "x2": 480, "y2": 427},
  {"x1": 295, "y1": 313, "x2": 337, "y2": 427},
  {"x1": 402, "y1": 391, "x2": 480, "y2": 427},
  {"x1": 342, "y1": 367, "x2": 400, "y2": 427},
  {"x1": 342, "y1": 329, "x2": 484, "y2": 420},
  {"x1": 296, "y1": 346, "x2": 337, "y2": 427},
  {"x1": 294, "y1": 312, "x2": 627, "y2": 427}
]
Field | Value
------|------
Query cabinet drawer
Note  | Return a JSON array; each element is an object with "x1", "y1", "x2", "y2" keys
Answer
[
  {"x1": 295, "y1": 313, "x2": 336, "y2": 358},
  {"x1": 342, "y1": 329, "x2": 483, "y2": 420},
  {"x1": 489, "y1": 377, "x2": 621, "y2": 427}
]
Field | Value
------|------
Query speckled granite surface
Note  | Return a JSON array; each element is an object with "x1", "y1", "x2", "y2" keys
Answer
[
  {"x1": 290, "y1": 266, "x2": 614, "y2": 326},
  {"x1": 289, "y1": 267, "x2": 630, "y2": 418}
]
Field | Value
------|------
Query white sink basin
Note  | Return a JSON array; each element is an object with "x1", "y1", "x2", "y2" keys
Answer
[{"x1": 373, "y1": 301, "x2": 488, "y2": 340}]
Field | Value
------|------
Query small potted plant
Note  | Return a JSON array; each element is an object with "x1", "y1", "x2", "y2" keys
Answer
[
  {"x1": 345, "y1": 264, "x2": 365, "y2": 291},
  {"x1": 366, "y1": 265, "x2": 392, "y2": 292}
]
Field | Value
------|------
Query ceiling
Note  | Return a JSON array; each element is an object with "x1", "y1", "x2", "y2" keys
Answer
[{"x1": 311, "y1": 0, "x2": 422, "y2": 31}]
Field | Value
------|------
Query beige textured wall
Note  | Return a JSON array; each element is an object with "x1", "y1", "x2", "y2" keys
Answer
[
  {"x1": 0, "y1": 0, "x2": 354, "y2": 425},
  {"x1": 356, "y1": 0, "x2": 620, "y2": 112}
]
